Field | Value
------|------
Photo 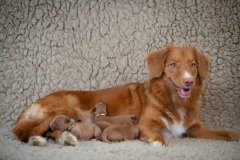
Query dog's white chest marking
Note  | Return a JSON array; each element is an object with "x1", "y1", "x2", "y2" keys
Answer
[{"x1": 160, "y1": 109, "x2": 186, "y2": 138}]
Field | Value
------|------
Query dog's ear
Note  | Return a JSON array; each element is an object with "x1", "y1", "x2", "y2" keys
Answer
[
  {"x1": 146, "y1": 47, "x2": 169, "y2": 78},
  {"x1": 75, "y1": 113, "x2": 94, "y2": 123},
  {"x1": 195, "y1": 49, "x2": 209, "y2": 79}
]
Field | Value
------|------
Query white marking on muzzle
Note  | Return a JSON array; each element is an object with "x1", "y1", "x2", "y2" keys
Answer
[{"x1": 183, "y1": 71, "x2": 192, "y2": 79}]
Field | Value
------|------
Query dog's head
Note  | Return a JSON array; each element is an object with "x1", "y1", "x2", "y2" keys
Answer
[
  {"x1": 146, "y1": 45, "x2": 209, "y2": 98},
  {"x1": 50, "y1": 115, "x2": 75, "y2": 131},
  {"x1": 89, "y1": 102, "x2": 108, "y2": 117}
]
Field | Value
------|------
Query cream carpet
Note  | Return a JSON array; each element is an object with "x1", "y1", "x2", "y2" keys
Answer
[{"x1": 0, "y1": 0, "x2": 240, "y2": 159}]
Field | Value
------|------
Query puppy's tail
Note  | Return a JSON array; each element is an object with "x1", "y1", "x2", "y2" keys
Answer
[
  {"x1": 101, "y1": 129, "x2": 112, "y2": 144},
  {"x1": 12, "y1": 119, "x2": 37, "y2": 142}
]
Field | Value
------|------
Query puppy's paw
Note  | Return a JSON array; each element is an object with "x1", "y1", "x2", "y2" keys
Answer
[
  {"x1": 59, "y1": 131, "x2": 78, "y2": 146},
  {"x1": 29, "y1": 136, "x2": 47, "y2": 147},
  {"x1": 150, "y1": 141, "x2": 166, "y2": 148}
]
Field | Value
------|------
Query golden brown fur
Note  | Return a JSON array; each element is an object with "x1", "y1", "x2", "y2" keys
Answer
[
  {"x1": 12, "y1": 45, "x2": 240, "y2": 146},
  {"x1": 12, "y1": 93, "x2": 93, "y2": 142}
]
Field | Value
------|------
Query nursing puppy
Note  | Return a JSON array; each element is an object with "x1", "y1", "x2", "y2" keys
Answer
[
  {"x1": 48, "y1": 115, "x2": 102, "y2": 143},
  {"x1": 90, "y1": 102, "x2": 136, "y2": 125},
  {"x1": 90, "y1": 102, "x2": 108, "y2": 117},
  {"x1": 94, "y1": 121, "x2": 113, "y2": 132},
  {"x1": 102, "y1": 124, "x2": 139, "y2": 144}
]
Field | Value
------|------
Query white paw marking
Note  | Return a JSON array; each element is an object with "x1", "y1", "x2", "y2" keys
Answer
[
  {"x1": 151, "y1": 141, "x2": 164, "y2": 148},
  {"x1": 29, "y1": 136, "x2": 47, "y2": 147},
  {"x1": 59, "y1": 131, "x2": 78, "y2": 146}
]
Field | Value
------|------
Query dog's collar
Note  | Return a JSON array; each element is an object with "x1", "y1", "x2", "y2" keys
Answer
[
  {"x1": 95, "y1": 113, "x2": 106, "y2": 117},
  {"x1": 67, "y1": 122, "x2": 75, "y2": 131}
]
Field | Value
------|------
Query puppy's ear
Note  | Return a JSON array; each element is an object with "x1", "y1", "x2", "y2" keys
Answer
[
  {"x1": 92, "y1": 107, "x2": 96, "y2": 113},
  {"x1": 146, "y1": 47, "x2": 169, "y2": 78},
  {"x1": 65, "y1": 117, "x2": 70, "y2": 123},
  {"x1": 195, "y1": 49, "x2": 209, "y2": 79},
  {"x1": 76, "y1": 113, "x2": 94, "y2": 123},
  {"x1": 89, "y1": 106, "x2": 96, "y2": 114}
]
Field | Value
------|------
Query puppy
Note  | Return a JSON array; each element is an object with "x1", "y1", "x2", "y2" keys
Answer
[
  {"x1": 90, "y1": 102, "x2": 136, "y2": 125},
  {"x1": 49, "y1": 115, "x2": 102, "y2": 141},
  {"x1": 94, "y1": 121, "x2": 113, "y2": 132},
  {"x1": 101, "y1": 124, "x2": 139, "y2": 144},
  {"x1": 90, "y1": 102, "x2": 108, "y2": 117}
]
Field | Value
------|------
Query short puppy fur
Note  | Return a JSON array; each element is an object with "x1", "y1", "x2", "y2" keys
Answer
[
  {"x1": 102, "y1": 124, "x2": 139, "y2": 144},
  {"x1": 90, "y1": 102, "x2": 136, "y2": 125},
  {"x1": 94, "y1": 121, "x2": 113, "y2": 132},
  {"x1": 49, "y1": 115, "x2": 102, "y2": 141}
]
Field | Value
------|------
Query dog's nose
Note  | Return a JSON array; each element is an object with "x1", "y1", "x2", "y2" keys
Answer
[
  {"x1": 50, "y1": 122, "x2": 56, "y2": 131},
  {"x1": 183, "y1": 78, "x2": 194, "y2": 87}
]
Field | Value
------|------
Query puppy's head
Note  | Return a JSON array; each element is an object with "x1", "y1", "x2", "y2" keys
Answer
[
  {"x1": 146, "y1": 45, "x2": 209, "y2": 98},
  {"x1": 89, "y1": 102, "x2": 108, "y2": 117},
  {"x1": 50, "y1": 115, "x2": 75, "y2": 131},
  {"x1": 74, "y1": 112, "x2": 94, "y2": 123}
]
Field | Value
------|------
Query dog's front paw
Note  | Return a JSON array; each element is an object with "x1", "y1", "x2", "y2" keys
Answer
[
  {"x1": 59, "y1": 131, "x2": 78, "y2": 146},
  {"x1": 148, "y1": 135, "x2": 166, "y2": 147},
  {"x1": 29, "y1": 136, "x2": 47, "y2": 147},
  {"x1": 150, "y1": 141, "x2": 165, "y2": 148}
]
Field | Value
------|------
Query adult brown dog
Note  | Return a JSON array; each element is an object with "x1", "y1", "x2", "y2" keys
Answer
[{"x1": 12, "y1": 45, "x2": 240, "y2": 147}]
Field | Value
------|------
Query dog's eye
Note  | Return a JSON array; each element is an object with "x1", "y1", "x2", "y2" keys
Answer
[
  {"x1": 171, "y1": 63, "x2": 176, "y2": 67},
  {"x1": 191, "y1": 63, "x2": 196, "y2": 67},
  {"x1": 65, "y1": 117, "x2": 70, "y2": 123}
]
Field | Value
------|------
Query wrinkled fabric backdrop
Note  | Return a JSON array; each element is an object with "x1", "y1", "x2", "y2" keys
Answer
[{"x1": 0, "y1": 0, "x2": 239, "y2": 141}]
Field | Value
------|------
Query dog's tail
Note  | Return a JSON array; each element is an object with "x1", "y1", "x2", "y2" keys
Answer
[
  {"x1": 101, "y1": 129, "x2": 112, "y2": 144},
  {"x1": 12, "y1": 119, "x2": 37, "y2": 142}
]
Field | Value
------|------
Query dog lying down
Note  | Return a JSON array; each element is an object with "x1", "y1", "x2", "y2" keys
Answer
[{"x1": 13, "y1": 45, "x2": 240, "y2": 147}]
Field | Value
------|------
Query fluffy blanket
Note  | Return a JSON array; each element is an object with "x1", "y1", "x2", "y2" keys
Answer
[{"x1": 0, "y1": 0, "x2": 239, "y2": 159}]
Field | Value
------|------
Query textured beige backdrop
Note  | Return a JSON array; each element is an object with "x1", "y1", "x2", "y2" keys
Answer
[{"x1": 0, "y1": 0, "x2": 240, "y2": 160}]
